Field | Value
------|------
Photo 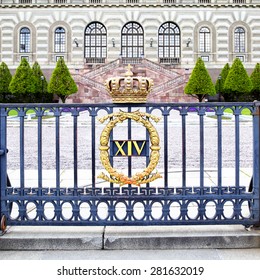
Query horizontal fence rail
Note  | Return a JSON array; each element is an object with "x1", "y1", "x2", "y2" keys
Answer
[{"x1": 0, "y1": 102, "x2": 259, "y2": 227}]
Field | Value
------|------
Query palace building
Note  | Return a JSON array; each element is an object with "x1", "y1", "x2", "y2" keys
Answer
[{"x1": 0, "y1": 0, "x2": 260, "y2": 102}]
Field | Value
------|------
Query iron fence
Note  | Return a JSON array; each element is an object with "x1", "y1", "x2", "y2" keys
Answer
[{"x1": 0, "y1": 102, "x2": 259, "y2": 228}]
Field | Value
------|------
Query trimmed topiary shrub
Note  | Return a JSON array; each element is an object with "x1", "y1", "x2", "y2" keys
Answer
[
  {"x1": 215, "y1": 63, "x2": 230, "y2": 101},
  {"x1": 184, "y1": 57, "x2": 216, "y2": 102},
  {"x1": 250, "y1": 63, "x2": 260, "y2": 101},
  {"x1": 224, "y1": 58, "x2": 252, "y2": 102},
  {"x1": 32, "y1": 61, "x2": 52, "y2": 103},
  {"x1": 9, "y1": 58, "x2": 36, "y2": 102},
  {"x1": 0, "y1": 62, "x2": 12, "y2": 102},
  {"x1": 48, "y1": 58, "x2": 78, "y2": 103}
]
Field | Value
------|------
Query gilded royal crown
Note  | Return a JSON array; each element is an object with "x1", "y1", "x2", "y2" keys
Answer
[{"x1": 105, "y1": 64, "x2": 154, "y2": 103}]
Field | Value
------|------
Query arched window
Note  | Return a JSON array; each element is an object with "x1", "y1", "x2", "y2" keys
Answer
[
  {"x1": 20, "y1": 27, "x2": 30, "y2": 53},
  {"x1": 158, "y1": 22, "x2": 180, "y2": 64},
  {"x1": 54, "y1": 27, "x2": 66, "y2": 53},
  {"x1": 121, "y1": 22, "x2": 144, "y2": 58},
  {"x1": 199, "y1": 27, "x2": 211, "y2": 52},
  {"x1": 234, "y1": 27, "x2": 245, "y2": 52},
  {"x1": 85, "y1": 22, "x2": 107, "y2": 63}
]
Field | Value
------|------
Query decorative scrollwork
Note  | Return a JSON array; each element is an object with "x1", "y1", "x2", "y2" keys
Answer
[{"x1": 98, "y1": 110, "x2": 161, "y2": 186}]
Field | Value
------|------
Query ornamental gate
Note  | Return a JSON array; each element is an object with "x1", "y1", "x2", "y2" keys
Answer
[{"x1": 0, "y1": 102, "x2": 260, "y2": 230}]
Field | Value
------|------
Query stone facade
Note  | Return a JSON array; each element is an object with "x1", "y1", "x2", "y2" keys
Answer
[{"x1": 0, "y1": 0, "x2": 259, "y2": 102}]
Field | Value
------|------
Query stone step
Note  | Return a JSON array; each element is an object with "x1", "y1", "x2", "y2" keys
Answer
[
  {"x1": 73, "y1": 59, "x2": 190, "y2": 103},
  {"x1": 1, "y1": 225, "x2": 260, "y2": 251}
]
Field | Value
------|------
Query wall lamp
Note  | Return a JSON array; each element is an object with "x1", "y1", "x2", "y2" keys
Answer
[
  {"x1": 73, "y1": 38, "x2": 79, "y2": 47},
  {"x1": 150, "y1": 38, "x2": 153, "y2": 47},
  {"x1": 112, "y1": 38, "x2": 115, "y2": 47},
  {"x1": 186, "y1": 38, "x2": 191, "y2": 47}
]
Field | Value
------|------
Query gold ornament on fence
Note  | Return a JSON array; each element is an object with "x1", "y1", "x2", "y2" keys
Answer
[{"x1": 98, "y1": 110, "x2": 161, "y2": 186}]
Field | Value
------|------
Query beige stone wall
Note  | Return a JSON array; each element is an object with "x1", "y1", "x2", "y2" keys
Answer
[{"x1": 0, "y1": 3, "x2": 260, "y2": 71}]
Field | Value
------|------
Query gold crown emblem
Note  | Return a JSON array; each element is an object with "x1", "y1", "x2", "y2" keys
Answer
[{"x1": 105, "y1": 64, "x2": 154, "y2": 103}]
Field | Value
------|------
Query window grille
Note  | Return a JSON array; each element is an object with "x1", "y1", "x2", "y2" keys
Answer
[
  {"x1": 234, "y1": 27, "x2": 245, "y2": 53},
  {"x1": 159, "y1": 57, "x2": 180, "y2": 64},
  {"x1": 89, "y1": 0, "x2": 102, "y2": 3},
  {"x1": 199, "y1": 0, "x2": 211, "y2": 3},
  {"x1": 199, "y1": 27, "x2": 211, "y2": 53},
  {"x1": 121, "y1": 22, "x2": 144, "y2": 58},
  {"x1": 20, "y1": 56, "x2": 29, "y2": 61},
  {"x1": 54, "y1": 27, "x2": 66, "y2": 53},
  {"x1": 233, "y1": 0, "x2": 245, "y2": 3},
  {"x1": 85, "y1": 58, "x2": 106, "y2": 64},
  {"x1": 56, "y1": 56, "x2": 64, "y2": 62},
  {"x1": 126, "y1": 0, "x2": 139, "y2": 3},
  {"x1": 85, "y1": 22, "x2": 107, "y2": 62},
  {"x1": 54, "y1": 0, "x2": 67, "y2": 3},
  {"x1": 200, "y1": 56, "x2": 209, "y2": 62},
  {"x1": 158, "y1": 22, "x2": 180, "y2": 62},
  {"x1": 20, "y1": 27, "x2": 30, "y2": 53},
  {"x1": 236, "y1": 55, "x2": 245, "y2": 62},
  {"x1": 163, "y1": 0, "x2": 175, "y2": 3},
  {"x1": 19, "y1": 0, "x2": 32, "y2": 3}
]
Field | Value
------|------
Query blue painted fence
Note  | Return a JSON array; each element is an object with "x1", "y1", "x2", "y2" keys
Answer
[{"x1": 0, "y1": 102, "x2": 259, "y2": 228}]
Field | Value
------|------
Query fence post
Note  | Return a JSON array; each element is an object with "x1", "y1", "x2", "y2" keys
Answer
[
  {"x1": 253, "y1": 101, "x2": 260, "y2": 227},
  {"x1": 0, "y1": 106, "x2": 7, "y2": 232}
]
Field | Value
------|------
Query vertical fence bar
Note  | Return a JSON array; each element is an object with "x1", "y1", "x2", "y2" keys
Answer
[
  {"x1": 73, "y1": 111, "x2": 78, "y2": 189},
  {"x1": 128, "y1": 106, "x2": 132, "y2": 182},
  {"x1": 55, "y1": 108, "x2": 60, "y2": 190},
  {"x1": 36, "y1": 107, "x2": 44, "y2": 221},
  {"x1": 109, "y1": 107, "x2": 114, "y2": 189},
  {"x1": 180, "y1": 108, "x2": 187, "y2": 187},
  {"x1": 216, "y1": 107, "x2": 223, "y2": 221},
  {"x1": 253, "y1": 102, "x2": 260, "y2": 225},
  {"x1": 199, "y1": 108, "x2": 205, "y2": 188},
  {"x1": 234, "y1": 108, "x2": 240, "y2": 187},
  {"x1": 0, "y1": 107, "x2": 7, "y2": 227},
  {"x1": 37, "y1": 108, "x2": 43, "y2": 189},
  {"x1": 146, "y1": 106, "x2": 150, "y2": 188},
  {"x1": 91, "y1": 108, "x2": 97, "y2": 189},
  {"x1": 54, "y1": 108, "x2": 61, "y2": 221},
  {"x1": 163, "y1": 107, "x2": 169, "y2": 187},
  {"x1": 216, "y1": 107, "x2": 223, "y2": 187},
  {"x1": 19, "y1": 108, "x2": 25, "y2": 189}
]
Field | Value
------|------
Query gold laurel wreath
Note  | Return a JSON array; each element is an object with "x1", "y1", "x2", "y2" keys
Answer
[{"x1": 98, "y1": 110, "x2": 162, "y2": 186}]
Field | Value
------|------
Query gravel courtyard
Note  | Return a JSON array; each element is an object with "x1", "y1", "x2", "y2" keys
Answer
[{"x1": 5, "y1": 110, "x2": 253, "y2": 172}]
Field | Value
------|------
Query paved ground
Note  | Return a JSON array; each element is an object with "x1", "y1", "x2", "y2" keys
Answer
[
  {"x1": 1, "y1": 248, "x2": 260, "y2": 260},
  {"x1": 5, "y1": 110, "x2": 254, "y2": 170},
  {"x1": 6, "y1": 167, "x2": 253, "y2": 189},
  {"x1": 1, "y1": 224, "x2": 260, "y2": 260}
]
